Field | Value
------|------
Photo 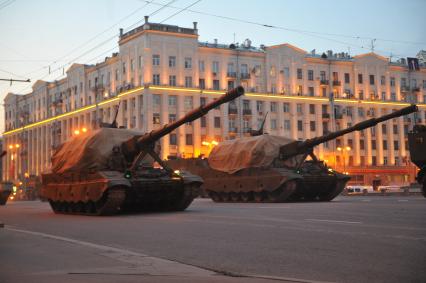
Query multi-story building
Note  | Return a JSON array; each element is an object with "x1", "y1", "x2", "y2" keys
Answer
[{"x1": 3, "y1": 16, "x2": 426, "y2": 186}]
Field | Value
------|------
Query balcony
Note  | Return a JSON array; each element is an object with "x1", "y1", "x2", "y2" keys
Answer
[
  {"x1": 243, "y1": 109, "x2": 252, "y2": 115},
  {"x1": 227, "y1": 72, "x2": 237, "y2": 78},
  {"x1": 229, "y1": 127, "x2": 238, "y2": 133},
  {"x1": 332, "y1": 80, "x2": 341, "y2": 86},
  {"x1": 322, "y1": 113, "x2": 330, "y2": 119},
  {"x1": 400, "y1": 86, "x2": 409, "y2": 92},
  {"x1": 240, "y1": 73, "x2": 251, "y2": 80},
  {"x1": 228, "y1": 108, "x2": 238, "y2": 114},
  {"x1": 413, "y1": 87, "x2": 420, "y2": 92},
  {"x1": 320, "y1": 80, "x2": 329, "y2": 86},
  {"x1": 335, "y1": 113, "x2": 343, "y2": 119}
]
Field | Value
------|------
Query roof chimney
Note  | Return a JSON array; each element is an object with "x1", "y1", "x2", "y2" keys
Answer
[
  {"x1": 119, "y1": 28, "x2": 123, "y2": 37},
  {"x1": 144, "y1": 15, "x2": 149, "y2": 23},
  {"x1": 193, "y1": 22, "x2": 198, "y2": 30}
]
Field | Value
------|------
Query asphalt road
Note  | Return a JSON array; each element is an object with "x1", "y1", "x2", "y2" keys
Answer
[{"x1": 1, "y1": 196, "x2": 425, "y2": 283}]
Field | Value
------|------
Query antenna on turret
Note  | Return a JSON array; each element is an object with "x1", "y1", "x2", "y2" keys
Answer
[
  {"x1": 100, "y1": 101, "x2": 121, "y2": 128},
  {"x1": 250, "y1": 112, "x2": 269, "y2": 136}
]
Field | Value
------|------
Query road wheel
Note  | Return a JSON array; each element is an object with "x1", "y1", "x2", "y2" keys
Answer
[
  {"x1": 254, "y1": 192, "x2": 264, "y2": 202},
  {"x1": 241, "y1": 192, "x2": 252, "y2": 202}
]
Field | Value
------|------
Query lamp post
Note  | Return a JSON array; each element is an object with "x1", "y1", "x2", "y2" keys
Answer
[{"x1": 337, "y1": 146, "x2": 351, "y2": 174}]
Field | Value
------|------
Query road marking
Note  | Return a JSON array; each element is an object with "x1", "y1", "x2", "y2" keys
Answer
[
  {"x1": 361, "y1": 199, "x2": 371, "y2": 202},
  {"x1": 305, "y1": 219, "x2": 362, "y2": 224},
  {"x1": 397, "y1": 199, "x2": 409, "y2": 202},
  {"x1": 4, "y1": 226, "x2": 337, "y2": 283}
]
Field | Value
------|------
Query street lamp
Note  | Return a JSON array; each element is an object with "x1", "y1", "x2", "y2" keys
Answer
[{"x1": 337, "y1": 146, "x2": 351, "y2": 174}]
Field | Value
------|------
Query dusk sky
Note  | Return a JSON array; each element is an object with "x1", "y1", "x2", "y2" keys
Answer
[{"x1": 0, "y1": 0, "x2": 425, "y2": 133}]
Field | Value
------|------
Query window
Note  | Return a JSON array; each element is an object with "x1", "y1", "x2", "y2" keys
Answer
[
  {"x1": 310, "y1": 121, "x2": 316, "y2": 131},
  {"x1": 383, "y1": 140, "x2": 388, "y2": 150},
  {"x1": 169, "y1": 56, "x2": 176, "y2": 67},
  {"x1": 284, "y1": 120, "x2": 291, "y2": 130},
  {"x1": 227, "y1": 80, "x2": 235, "y2": 90},
  {"x1": 200, "y1": 97, "x2": 206, "y2": 106},
  {"x1": 199, "y1": 60, "x2": 205, "y2": 72},
  {"x1": 284, "y1": 67, "x2": 290, "y2": 78},
  {"x1": 271, "y1": 119, "x2": 277, "y2": 129},
  {"x1": 297, "y1": 85, "x2": 303, "y2": 95},
  {"x1": 153, "y1": 113, "x2": 160, "y2": 124},
  {"x1": 309, "y1": 104, "x2": 315, "y2": 114},
  {"x1": 283, "y1": 103, "x2": 290, "y2": 113},
  {"x1": 332, "y1": 72, "x2": 338, "y2": 82},
  {"x1": 308, "y1": 70, "x2": 314, "y2": 81},
  {"x1": 369, "y1": 75, "x2": 375, "y2": 85},
  {"x1": 169, "y1": 133, "x2": 177, "y2": 145},
  {"x1": 360, "y1": 139, "x2": 365, "y2": 150},
  {"x1": 122, "y1": 62, "x2": 126, "y2": 74},
  {"x1": 153, "y1": 94, "x2": 161, "y2": 106},
  {"x1": 185, "y1": 134, "x2": 193, "y2": 145},
  {"x1": 138, "y1": 55, "x2": 142, "y2": 68},
  {"x1": 214, "y1": 117, "x2": 221, "y2": 128},
  {"x1": 297, "y1": 120, "x2": 303, "y2": 131},
  {"x1": 212, "y1": 61, "x2": 219, "y2": 73},
  {"x1": 227, "y1": 63, "x2": 235, "y2": 74},
  {"x1": 185, "y1": 76, "x2": 193, "y2": 87},
  {"x1": 153, "y1": 74, "x2": 160, "y2": 85},
  {"x1": 152, "y1": 54, "x2": 160, "y2": 66},
  {"x1": 372, "y1": 140, "x2": 376, "y2": 150},
  {"x1": 184, "y1": 96, "x2": 193, "y2": 109},
  {"x1": 169, "y1": 75, "x2": 176, "y2": 86},
  {"x1": 241, "y1": 64, "x2": 248, "y2": 75},
  {"x1": 372, "y1": 156, "x2": 377, "y2": 166},
  {"x1": 168, "y1": 95, "x2": 177, "y2": 106},
  {"x1": 381, "y1": 76, "x2": 386, "y2": 85},
  {"x1": 358, "y1": 73, "x2": 363, "y2": 84},
  {"x1": 382, "y1": 124, "x2": 387, "y2": 134},
  {"x1": 383, "y1": 157, "x2": 388, "y2": 165},
  {"x1": 297, "y1": 68, "x2": 303, "y2": 79},
  {"x1": 297, "y1": 104, "x2": 303, "y2": 114},
  {"x1": 344, "y1": 73, "x2": 350, "y2": 84},
  {"x1": 256, "y1": 101, "x2": 263, "y2": 112},
  {"x1": 199, "y1": 78, "x2": 205, "y2": 89},
  {"x1": 270, "y1": 102, "x2": 277, "y2": 112},
  {"x1": 393, "y1": 124, "x2": 398, "y2": 134},
  {"x1": 390, "y1": 77, "x2": 395, "y2": 87},
  {"x1": 381, "y1": 92, "x2": 386, "y2": 100},
  {"x1": 184, "y1": 57, "x2": 192, "y2": 69},
  {"x1": 308, "y1": 87, "x2": 314, "y2": 96},
  {"x1": 401, "y1": 78, "x2": 407, "y2": 87},
  {"x1": 358, "y1": 90, "x2": 364, "y2": 100},
  {"x1": 213, "y1": 80, "x2": 220, "y2": 90},
  {"x1": 169, "y1": 114, "x2": 176, "y2": 123},
  {"x1": 201, "y1": 116, "x2": 207, "y2": 128},
  {"x1": 270, "y1": 66, "x2": 276, "y2": 77},
  {"x1": 394, "y1": 140, "x2": 399, "y2": 150}
]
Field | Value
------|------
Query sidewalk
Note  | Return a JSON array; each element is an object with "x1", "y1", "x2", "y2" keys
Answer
[{"x1": 0, "y1": 226, "x2": 308, "y2": 283}]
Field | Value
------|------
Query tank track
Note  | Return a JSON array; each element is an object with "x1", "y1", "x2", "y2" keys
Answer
[
  {"x1": 48, "y1": 187, "x2": 126, "y2": 216},
  {"x1": 207, "y1": 180, "x2": 297, "y2": 203},
  {"x1": 121, "y1": 183, "x2": 200, "y2": 213}
]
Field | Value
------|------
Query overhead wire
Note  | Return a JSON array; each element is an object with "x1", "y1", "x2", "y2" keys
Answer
[{"x1": 18, "y1": 0, "x2": 182, "y2": 94}]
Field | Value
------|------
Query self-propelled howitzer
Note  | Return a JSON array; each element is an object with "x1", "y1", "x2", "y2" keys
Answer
[
  {"x1": 41, "y1": 86, "x2": 245, "y2": 215},
  {"x1": 166, "y1": 104, "x2": 418, "y2": 202}
]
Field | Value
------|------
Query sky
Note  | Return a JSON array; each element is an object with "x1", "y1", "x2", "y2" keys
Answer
[{"x1": 0, "y1": 0, "x2": 425, "y2": 134}]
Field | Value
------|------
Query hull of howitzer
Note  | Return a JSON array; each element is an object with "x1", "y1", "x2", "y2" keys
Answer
[
  {"x1": 408, "y1": 125, "x2": 426, "y2": 197},
  {"x1": 166, "y1": 158, "x2": 349, "y2": 202},
  {"x1": 41, "y1": 170, "x2": 202, "y2": 215},
  {"x1": 0, "y1": 182, "x2": 13, "y2": 205}
]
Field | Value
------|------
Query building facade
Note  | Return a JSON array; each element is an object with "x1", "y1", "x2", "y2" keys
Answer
[{"x1": 3, "y1": 17, "x2": 426, "y2": 186}]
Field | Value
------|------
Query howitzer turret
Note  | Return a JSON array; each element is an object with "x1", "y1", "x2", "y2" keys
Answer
[
  {"x1": 166, "y1": 104, "x2": 418, "y2": 203},
  {"x1": 40, "y1": 86, "x2": 245, "y2": 215}
]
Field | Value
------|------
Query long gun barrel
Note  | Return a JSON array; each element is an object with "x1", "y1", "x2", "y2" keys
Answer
[
  {"x1": 280, "y1": 104, "x2": 418, "y2": 160},
  {"x1": 122, "y1": 86, "x2": 245, "y2": 158}
]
